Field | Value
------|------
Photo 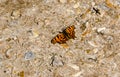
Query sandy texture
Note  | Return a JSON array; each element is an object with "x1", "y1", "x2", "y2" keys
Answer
[{"x1": 0, "y1": 0, "x2": 120, "y2": 77}]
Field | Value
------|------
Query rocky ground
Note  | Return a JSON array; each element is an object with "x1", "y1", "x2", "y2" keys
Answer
[{"x1": 0, "y1": 0, "x2": 120, "y2": 77}]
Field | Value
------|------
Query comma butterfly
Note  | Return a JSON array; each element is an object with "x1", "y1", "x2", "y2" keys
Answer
[{"x1": 51, "y1": 25, "x2": 76, "y2": 44}]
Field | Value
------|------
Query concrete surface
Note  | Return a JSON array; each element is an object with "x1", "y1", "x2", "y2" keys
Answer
[{"x1": 0, "y1": 0, "x2": 120, "y2": 77}]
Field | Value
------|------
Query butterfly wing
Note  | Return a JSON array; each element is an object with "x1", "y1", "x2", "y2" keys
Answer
[
  {"x1": 51, "y1": 32, "x2": 68, "y2": 44},
  {"x1": 63, "y1": 25, "x2": 76, "y2": 39}
]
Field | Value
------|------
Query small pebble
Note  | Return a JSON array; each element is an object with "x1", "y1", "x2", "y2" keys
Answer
[
  {"x1": 106, "y1": 35, "x2": 113, "y2": 42},
  {"x1": 50, "y1": 56, "x2": 64, "y2": 66},
  {"x1": 67, "y1": 63, "x2": 79, "y2": 71},
  {"x1": 72, "y1": 70, "x2": 84, "y2": 77},
  {"x1": 73, "y1": 3, "x2": 80, "y2": 8},
  {"x1": 24, "y1": 51, "x2": 34, "y2": 60},
  {"x1": 97, "y1": 27, "x2": 106, "y2": 33},
  {"x1": 11, "y1": 10, "x2": 21, "y2": 19},
  {"x1": 88, "y1": 41, "x2": 98, "y2": 47},
  {"x1": 59, "y1": 0, "x2": 67, "y2": 3}
]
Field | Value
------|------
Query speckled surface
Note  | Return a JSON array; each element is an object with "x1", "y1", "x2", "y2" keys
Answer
[{"x1": 0, "y1": 0, "x2": 120, "y2": 77}]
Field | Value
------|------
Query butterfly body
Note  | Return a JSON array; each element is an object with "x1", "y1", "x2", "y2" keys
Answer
[{"x1": 51, "y1": 25, "x2": 76, "y2": 44}]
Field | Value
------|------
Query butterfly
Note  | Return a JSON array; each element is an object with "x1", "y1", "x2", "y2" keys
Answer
[{"x1": 51, "y1": 25, "x2": 76, "y2": 44}]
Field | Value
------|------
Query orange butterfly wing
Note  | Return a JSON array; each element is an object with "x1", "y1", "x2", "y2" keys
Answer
[
  {"x1": 51, "y1": 25, "x2": 76, "y2": 44},
  {"x1": 63, "y1": 25, "x2": 76, "y2": 39},
  {"x1": 51, "y1": 32, "x2": 68, "y2": 44}
]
